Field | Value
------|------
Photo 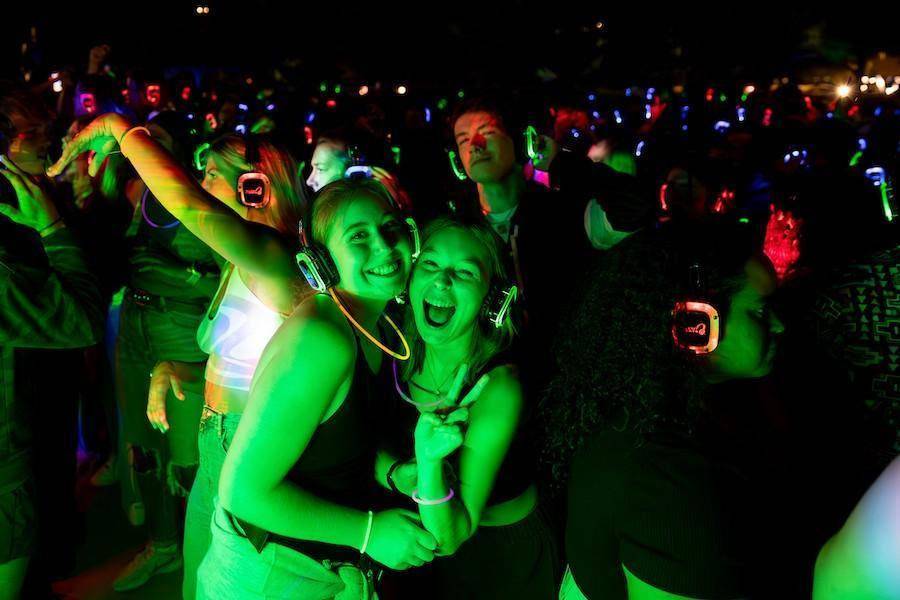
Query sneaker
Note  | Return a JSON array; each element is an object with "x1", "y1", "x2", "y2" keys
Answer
[
  {"x1": 89, "y1": 454, "x2": 119, "y2": 487},
  {"x1": 113, "y1": 543, "x2": 182, "y2": 592}
]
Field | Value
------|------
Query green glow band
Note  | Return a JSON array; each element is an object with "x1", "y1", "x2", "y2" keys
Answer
[
  {"x1": 448, "y1": 150, "x2": 467, "y2": 181},
  {"x1": 881, "y1": 182, "x2": 894, "y2": 222},
  {"x1": 849, "y1": 150, "x2": 863, "y2": 167},
  {"x1": 193, "y1": 142, "x2": 211, "y2": 171}
]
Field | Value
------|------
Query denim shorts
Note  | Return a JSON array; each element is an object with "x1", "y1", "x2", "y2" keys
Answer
[{"x1": 197, "y1": 500, "x2": 376, "y2": 599}]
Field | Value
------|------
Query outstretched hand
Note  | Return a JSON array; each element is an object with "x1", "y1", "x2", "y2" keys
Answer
[
  {"x1": 0, "y1": 155, "x2": 60, "y2": 231},
  {"x1": 47, "y1": 113, "x2": 131, "y2": 179}
]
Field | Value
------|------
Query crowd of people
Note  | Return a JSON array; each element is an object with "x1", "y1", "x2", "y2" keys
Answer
[{"x1": 0, "y1": 42, "x2": 898, "y2": 600}]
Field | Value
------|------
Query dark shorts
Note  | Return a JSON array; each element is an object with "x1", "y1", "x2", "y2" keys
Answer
[{"x1": 0, "y1": 480, "x2": 36, "y2": 563}]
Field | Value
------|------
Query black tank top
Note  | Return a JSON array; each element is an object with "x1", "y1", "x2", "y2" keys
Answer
[
  {"x1": 230, "y1": 336, "x2": 379, "y2": 562},
  {"x1": 382, "y1": 352, "x2": 535, "y2": 507}
]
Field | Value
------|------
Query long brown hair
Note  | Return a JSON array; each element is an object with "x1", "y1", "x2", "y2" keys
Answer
[
  {"x1": 208, "y1": 135, "x2": 306, "y2": 237},
  {"x1": 402, "y1": 217, "x2": 517, "y2": 386}
]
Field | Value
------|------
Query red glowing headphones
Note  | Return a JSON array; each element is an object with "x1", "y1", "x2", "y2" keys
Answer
[
  {"x1": 237, "y1": 136, "x2": 271, "y2": 208},
  {"x1": 672, "y1": 264, "x2": 720, "y2": 355}
]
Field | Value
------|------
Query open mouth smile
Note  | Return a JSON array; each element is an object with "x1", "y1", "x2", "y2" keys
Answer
[{"x1": 423, "y1": 298, "x2": 456, "y2": 328}]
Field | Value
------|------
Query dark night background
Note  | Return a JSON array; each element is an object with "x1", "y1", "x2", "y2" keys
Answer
[{"x1": 2, "y1": 2, "x2": 896, "y2": 89}]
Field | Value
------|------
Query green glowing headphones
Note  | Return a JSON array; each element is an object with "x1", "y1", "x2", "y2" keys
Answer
[
  {"x1": 482, "y1": 283, "x2": 518, "y2": 329},
  {"x1": 295, "y1": 174, "x2": 420, "y2": 294}
]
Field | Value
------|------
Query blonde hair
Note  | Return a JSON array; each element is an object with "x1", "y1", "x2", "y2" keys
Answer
[{"x1": 402, "y1": 217, "x2": 517, "y2": 385}]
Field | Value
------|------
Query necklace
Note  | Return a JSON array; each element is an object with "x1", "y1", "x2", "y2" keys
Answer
[
  {"x1": 393, "y1": 361, "x2": 445, "y2": 409},
  {"x1": 329, "y1": 289, "x2": 410, "y2": 361},
  {"x1": 422, "y1": 354, "x2": 463, "y2": 396}
]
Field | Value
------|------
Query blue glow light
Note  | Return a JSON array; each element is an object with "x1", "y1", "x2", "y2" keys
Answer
[
  {"x1": 238, "y1": 103, "x2": 248, "y2": 111},
  {"x1": 714, "y1": 120, "x2": 731, "y2": 132},
  {"x1": 425, "y1": 107, "x2": 432, "y2": 123},
  {"x1": 858, "y1": 138, "x2": 867, "y2": 151},
  {"x1": 588, "y1": 93, "x2": 596, "y2": 102},
  {"x1": 644, "y1": 104, "x2": 652, "y2": 119},
  {"x1": 737, "y1": 107, "x2": 746, "y2": 122},
  {"x1": 635, "y1": 140, "x2": 645, "y2": 157},
  {"x1": 625, "y1": 88, "x2": 632, "y2": 97},
  {"x1": 306, "y1": 111, "x2": 316, "y2": 124},
  {"x1": 266, "y1": 103, "x2": 276, "y2": 111},
  {"x1": 614, "y1": 109, "x2": 623, "y2": 124},
  {"x1": 646, "y1": 87, "x2": 656, "y2": 100},
  {"x1": 235, "y1": 124, "x2": 247, "y2": 134}
]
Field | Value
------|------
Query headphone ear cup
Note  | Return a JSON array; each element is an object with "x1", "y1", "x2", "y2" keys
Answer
[
  {"x1": 237, "y1": 172, "x2": 271, "y2": 208},
  {"x1": 448, "y1": 150, "x2": 468, "y2": 181},
  {"x1": 671, "y1": 301, "x2": 720, "y2": 354},
  {"x1": 405, "y1": 217, "x2": 421, "y2": 261},
  {"x1": 482, "y1": 284, "x2": 518, "y2": 329},
  {"x1": 296, "y1": 243, "x2": 340, "y2": 292}
]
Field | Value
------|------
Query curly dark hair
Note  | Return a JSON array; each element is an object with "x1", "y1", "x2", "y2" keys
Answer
[{"x1": 538, "y1": 221, "x2": 755, "y2": 492}]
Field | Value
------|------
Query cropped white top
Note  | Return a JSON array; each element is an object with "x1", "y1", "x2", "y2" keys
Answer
[{"x1": 197, "y1": 266, "x2": 285, "y2": 392}]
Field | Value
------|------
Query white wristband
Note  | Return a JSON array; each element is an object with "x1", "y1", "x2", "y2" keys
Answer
[{"x1": 360, "y1": 510, "x2": 374, "y2": 555}]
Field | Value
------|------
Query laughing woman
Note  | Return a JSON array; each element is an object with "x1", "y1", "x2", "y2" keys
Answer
[{"x1": 381, "y1": 216, "x2": 557, "y2": 599}]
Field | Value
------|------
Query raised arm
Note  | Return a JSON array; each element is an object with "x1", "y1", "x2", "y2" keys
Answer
[
  {"x1": 0, "y1": 157, "x2": 102, "y2": 348},
  {"x1": 47, "y1": 113, "x2": 298, "y2": 285},
  {"x1": 219, "y1": 304, "x2": 436, "y2": 570},
  {"x1": 414, "y1": 365, "x2": 523, "y2": 555}
]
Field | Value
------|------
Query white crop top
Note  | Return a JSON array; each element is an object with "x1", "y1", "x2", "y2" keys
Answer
[{"x1": 197, "y1": 266, "x2": 285, "y2": 391}]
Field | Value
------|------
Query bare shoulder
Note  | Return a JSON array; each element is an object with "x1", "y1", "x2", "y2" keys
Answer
[
  {"x1": 470, "y1": 363, "x2": 523, "y2": 414},
  {"x1": 257, "y1": 294, "x2": 356, "y2": 374}
]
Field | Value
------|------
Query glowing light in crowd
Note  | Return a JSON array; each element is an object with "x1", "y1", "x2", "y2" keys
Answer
[
  {"x1": 326, "y1": 99, "x2": 337, "y2": 108},
  {"x1": 396, "y1": 85, "x2": 407, "y2": 95},
  {"x1": 205, "y1": 113, "x2": 218, "y2": 130},
  {"x1": 266, "y1": 103, "x2": 275, "y2": 112},
  {"x1": 595, "y1": 21, "x2": 604, "y2": 29},
  {"x1": 634, "y1": 140, "x2": 645, "y2": 157},
  {"x1": 424, "y1": 108, "x2": 432, "y2": 123},
  {"x1": 737, "y1": 107, "x2": 746, "y2": 122},
  {"x1": 762, "y1": 108, "x2": 773, "y2": 127},
  {"x1": 613, "y1": 109, "x2": 623, "y2": 124},
  {"x1": 588, "y1": 93, "x2": 596, "y2": 102},
  {"x1": 145, "y1": 84, "x2": 161, "y2": 106},
  {"x1": 714, "y1": 120, "x2": 731, "y2": 133},
  {"x1": 306, "y1": 111, "x2": 316, "y2": 124},
  {"x1": 304, "y1": 126, "x2": 314, "y2": 145},
  {"x1": 235, "y1": 124, "x2": 247, "y2": 134},
  {"x1": 52, "y1": 79, "x2": 63, "y2": 93},
  {"x1": 837, "y1": 84, "x2": 851, "y2": 98},
  {"x1": 358, "y1": 85, "x2": 369, "y2": 96},
  {"x1": 238, "y1": 103, "x2": 248, "y2": 111},
  {"x1": 195, "y1": 5, "x2": 210, "y2": 14},
  {"x1": 764, "y1": 206, "x2": 802, "y2": 282},
  {"x1": 659, "y1": 183, "x2": 668, "y2": 211},
  {"x1": 743, "y1": 85, "x2": 755, "y2": 95}
]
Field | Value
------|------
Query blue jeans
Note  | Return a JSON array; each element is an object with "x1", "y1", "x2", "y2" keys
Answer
[
  {"x1": 182, "y1": 406, "x2": 241, "y2": 600},
  {"x1": 115, "y1": 293, "x2": 206, "y2": 547}
]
